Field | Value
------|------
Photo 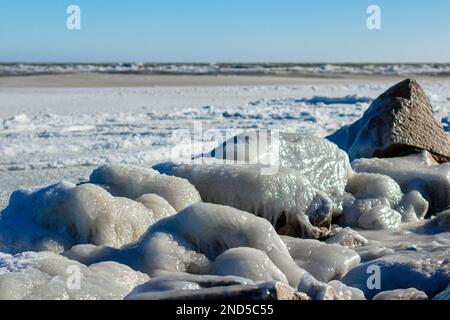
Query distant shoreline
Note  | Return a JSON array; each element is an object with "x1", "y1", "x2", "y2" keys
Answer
[{"x1": 2, "y1": 73, "x2": 449, "y2": 88}]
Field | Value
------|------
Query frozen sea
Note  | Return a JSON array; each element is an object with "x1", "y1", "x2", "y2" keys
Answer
[{"x1": 1, "y1": 75, "x2": 450, "y2": 209}]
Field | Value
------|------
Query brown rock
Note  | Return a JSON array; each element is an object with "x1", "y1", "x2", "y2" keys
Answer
[{"x1": 327, "y1": 79, "x2": 450, "y2": 163}]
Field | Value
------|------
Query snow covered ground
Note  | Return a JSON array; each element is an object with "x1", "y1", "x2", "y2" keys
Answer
[{"x1": 1, "y1": 77, "x2": 449, "y2": 209}]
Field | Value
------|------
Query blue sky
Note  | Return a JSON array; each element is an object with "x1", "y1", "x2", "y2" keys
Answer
[{"x1": 0, "y1": 0, "x2": 449, "y2": 63}]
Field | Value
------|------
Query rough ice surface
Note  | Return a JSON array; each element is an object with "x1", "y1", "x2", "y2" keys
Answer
[
  {"x1": 281, "y1": 236, "x2": 360, "y2": 282},
  {"x1": 357, "y1": 206, "x2": 402, "y2": 230},
  {"x1": 352, "y1": 152, "x2": 450, "y2": 214},
  {"x1": 372, "y1": 288, "x2": 428, "y2": 300},
  {"x1": 196, "y1": 132, "x2": 352, "y2": 213},
  {"x1": 154, "y1": 161, "x2": 332, "y2": 239},
  {"x1": 212, "y1": 247, "x2": 288, "y2": 284},
  {"x1": 0, "y1": 182, "x2": 155, "y2": 253},
  {"x1": 0, "y1": 251, "x2": 149, "y2": 300},
  {"x1": 89, "y1": 164, "x2": 201, "y2": 211},
  {"x1": 342, "y1": 247, "x2": 450, "y2": 299}
]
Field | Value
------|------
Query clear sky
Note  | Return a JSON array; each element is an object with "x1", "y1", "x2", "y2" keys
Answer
[{"x1": 1, "y1": 0, "x2": 449, "y2": 63}]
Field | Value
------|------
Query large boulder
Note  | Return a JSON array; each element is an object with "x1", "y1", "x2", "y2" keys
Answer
[{"x1": 327, "y1": 79, "x2": 450, "y2": 163}]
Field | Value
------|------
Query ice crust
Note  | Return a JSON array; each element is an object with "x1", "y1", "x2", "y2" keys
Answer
[{"x1": 0, "y1": 251, "x2": 148, "y2": 300}]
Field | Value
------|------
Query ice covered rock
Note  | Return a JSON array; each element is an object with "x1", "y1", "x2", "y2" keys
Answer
[
  {"x1": 357, "y1": 206, "x2": 402, "y2": 230},
  {"x1": 212, "y1": 247, "x2": 288, "y2": 283},
  {"x1": 415, "y1": 210, "x2": 450, "y2": 234},
  {"x1": 325, "y1": 227, "x2": 368, "y2": 248},
  {"x1": 281, "y1": 236, "x2": 360, "y2": 282},
  {"x1": 199, "y1": 132, "x2": 351, "y2": 204},
  {"x1": 125, "y1": 273, "x2": 309, "y2": 300},
  {"x1": 89, "y1": 164, "x2": 201, "y2": 211},
  {"x1": 346, "y1": 173, "x2": 403, "y2": 206},
  {"x1": 0, "y1": 182, "x2": 155, "y2": 253},
  {"x1": 64, "y1": 203, "x2": 336, "y2": 299},
  {"x1": 0, "y1": 251, "x2": 149, "y2": 300},
  {"x1": 342, "y1": 247, "x2": 450, "y2": 299},
  {"x1": 394, "y1": 191, "x2": 429, "y2": 222},
  {"x1": 352, "y1": 152, "x2": 450, "y2": 214},
  {"x1": 135, "y1": 194, "x2": 176, "y2": 220},
  {"x1": 328, "y1": 280, "x2": 366, "y2": 300},
  {"x1": 327, "y1": 78, "x2": 450, "y2": 163},
  {"x1": 154, "y1": 162, "x2": 332, "y2": 239},
  {"x1": 372, "y1": 288, "x2": 428, "y2": 300}
]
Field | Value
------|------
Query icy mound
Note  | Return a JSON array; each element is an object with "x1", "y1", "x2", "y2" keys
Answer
[
  {"x1": 154, "y1": 162, "x2": 332, "y2": 239},
  {"x1": 342, "y1": 247, "x2": 450, "y2": 299},
  {"x1": 197, "y1": 132, "x2": 351, "y2": 208},
  {"x1": 0, "y1": 251, "x2": 148, "y2": 300},
  {"x1": 65, "y1": 203, "x2": 336, "y2": 299},
  {"x1": 135, "y1": 194, "x2": 176, "y2": 220},
  {"x1": 328, "y1": 280, "x2": 366, "y2": 300},
  {"x1": 281, "y1": 236, "x2": 360, "y2": 282},
  {"x1": 0, "y1": 182, "x2": 156, "y2": 253},
  {"x1": 352, "y1": 152, "x2": 450, "y2": 214},
  {"x1": 340, "y1": 172, "x2": 428, "y2": 230},
  {"x1": 125, "y1": 272, "x2": 308, "y2": 300},
  {"x1": 372, "y1": 288, "x2": 428, "y2": 300},
  {"x1": 212, "y1": 247, "x2": 288, "y2": 283},
  {"x1": 89, "y1": 164, "x2": 201, "y2": 211}
]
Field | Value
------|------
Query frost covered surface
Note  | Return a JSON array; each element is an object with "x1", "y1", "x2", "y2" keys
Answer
[{"x1": 0, "y1": 251, "x2": 149, "y2": 300}]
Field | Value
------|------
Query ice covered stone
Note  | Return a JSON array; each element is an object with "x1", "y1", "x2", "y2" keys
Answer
[
  {"x1": 281, "y1": 236, "x2": 360, "y2": 282},
  {"x1": 372, "y1": 288, "x2": 428, "y2": 300},
  {"x1": 198, "y1": 132, "x2": 352, "y2": 207},
  {"x1": 433, "y1": 284, "x2": 450, "y2": 300},
  {"x1": 212, "y1": 247, "x2": 288, "y2": 283},
  {"x1": 325, "y1": 227, "x2": 368, "y2": 248},
  {"x1": 125, "y1": 273, "x2": 309, "y2": 300},
  {"x1": 394, "y1": 191, "x2": 429, "y2": 222},
  {"x1": 328, "y1": 280, "x2": 366, "y2": 300},
  {"x1": 89, "y1": 164, "x2": 201, "y2": 211},
  {"x1": 327, "y1": 78, "x2": 450, "y2": 163},
  {"x1": 0, "y1": 182, "x2": 155, "y2": 252},
  {"x1": 342, "y1": 247, "x2": 450, "y2": 299},
  {"x1": 352, "y1": 152, "x2": 450, "y2": 214},
  {"x1": 154, "y1": 162, "x2": 332, "y2": 239},
  {"x1": 0, "y1": 251, "x2": 149, "y2": 300},
  {"x1": 135, "y1": 194, "x2": 176, "y2": 221},
  {"x1": 357, "y1": 206, "x2": 402, "y2": 230}
]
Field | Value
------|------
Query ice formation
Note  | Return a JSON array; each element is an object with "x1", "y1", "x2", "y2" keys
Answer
[
  {"x1": 352, "y1": 152, "x2": 450, "y2": 214},
  {"x1": 372, "y1": 288, "x2": 428, "y2": 300},
  {"x1": 211, "y1": 247, "x2": 288, "y2": 283},
  {"x1": 154, "y1": 161, "x2": 332, "y2": 239},
  {"x1": 342, "y1": 247, "x2": 450, "y2": 299},
  {"x1": 0, "y1": 251, "x2": 148, "y2": 300},
  {"x1": 0, "y1": 182, "x2": 157, "y2": 253},
  {"x1": 281, "y1": 236, "x2": 360, "y2": 282},
  {"x1": 196, "y1": 132, "x2": 352, "y2": 210},
  {"x1": 64, "y1": 203, "x2": 337, "y2": 299},
  {"x1": 89, "y1": 164, "x2": 202, "y2": 211}
]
